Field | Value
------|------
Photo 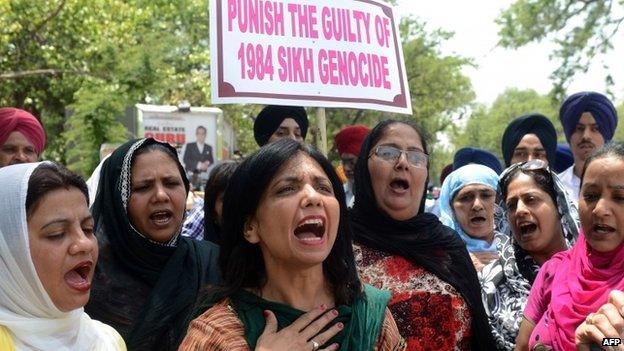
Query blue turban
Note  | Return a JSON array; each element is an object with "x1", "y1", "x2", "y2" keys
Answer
[
  {"x1": 501, "y1": 113, "x2": 557, "y2": 167},
  {"x1": 453, "y1": 147, "x2": 503, "y2": 175},
  {"x1": 554, "y1": 143, "x2": 574, "y2": 173},
  {"x1": 559, "y1": 91, "x2": 618, "y2": 142},
  {"x1": 439, "y1": 164, "x2": 499, "y2": 253}
]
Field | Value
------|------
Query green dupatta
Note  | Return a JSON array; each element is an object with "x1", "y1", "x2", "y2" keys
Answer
[{"x1": 230, "y1": 284, "x2": 390, "y2": 351}]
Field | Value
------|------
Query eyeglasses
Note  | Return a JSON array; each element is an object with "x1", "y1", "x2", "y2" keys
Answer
[{"x1": 370, "y1": 145, "x2": 428, "y2": 168}]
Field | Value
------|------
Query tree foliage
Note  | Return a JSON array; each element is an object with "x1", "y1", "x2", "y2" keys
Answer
[
  {"x1": 497, "y1": 0, "x2": 624, "y2": 100},
  {"x1": 0, "y1": 0, "x2": 252, "y2": 175},
  {"x1": 613, "y1": 102, "x2": 624, "y2": 142}
]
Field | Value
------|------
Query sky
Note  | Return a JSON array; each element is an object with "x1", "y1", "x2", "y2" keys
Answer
[{"x1": 396, "y1": 0, "x2": 624, "y2": 106}]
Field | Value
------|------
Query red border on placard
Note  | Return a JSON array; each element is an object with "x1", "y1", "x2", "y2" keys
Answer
[{"x1": 215, "y1": 0, "x2": 408, "y2": 108}]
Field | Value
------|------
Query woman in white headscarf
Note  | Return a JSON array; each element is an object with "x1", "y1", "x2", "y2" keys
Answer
[{"x1": 0, "y1": 162, "x2": 125, "y2": 350}]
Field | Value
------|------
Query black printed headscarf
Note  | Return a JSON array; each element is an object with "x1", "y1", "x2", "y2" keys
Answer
[{"x1": 86, "y1": 138, "x2": 220, "y2": 350}]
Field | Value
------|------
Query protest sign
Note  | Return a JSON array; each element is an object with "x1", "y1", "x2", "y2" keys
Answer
[
  {"x1": 136, "y1": 104, "x2": 233, "y2": 190},
  {"x1": 210, "y1": 0, "x2": 412, "y2": 114}
]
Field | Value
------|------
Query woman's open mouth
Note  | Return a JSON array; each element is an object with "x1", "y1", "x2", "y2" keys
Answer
[
  {"x1": 389, "y1": 178, "x2": 409, "y2": 194},
  {"x1": 149, "y1": 210, "x2": 173, "y2": 227},
  {"x1": 64, "y1": 261, "x2": 93, "y2": 292},
  {"x1": 470, "y1": 216, "x2": 486, "y2": 225},
  {"x1": 518, "y1": 221, "x2": 538, "y2": 237},
  {"x1": 294, "y1": 217, "x2": 326, "y2": 245},
  {"x1": 591, "y1": 223, "x2": 616, "y2": 238}
]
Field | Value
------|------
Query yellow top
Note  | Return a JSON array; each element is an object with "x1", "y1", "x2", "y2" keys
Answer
[{"x1": 0, "y1": 326, "x2": 15, "y2": 351}]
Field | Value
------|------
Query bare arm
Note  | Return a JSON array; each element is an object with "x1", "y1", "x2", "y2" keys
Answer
[{"x1": 515, "y1": 317, "x2": 535, "y2": 351}]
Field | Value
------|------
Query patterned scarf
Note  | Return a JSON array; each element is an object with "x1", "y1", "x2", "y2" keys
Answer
[{"x1": 480, "y1": 162, "x2": 579, "y2": 350}]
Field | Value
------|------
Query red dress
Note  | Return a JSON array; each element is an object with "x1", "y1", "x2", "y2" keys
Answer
[{"x1": 354, "y1": 243, "x2": 472, "y2": 351}]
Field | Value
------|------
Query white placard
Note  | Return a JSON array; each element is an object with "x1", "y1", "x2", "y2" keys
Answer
[{"x1": 210, "y1": 0, "x2": 412, "y2": 114}]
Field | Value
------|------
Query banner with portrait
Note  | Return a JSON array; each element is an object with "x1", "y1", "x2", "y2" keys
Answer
[{"x1": 136, "y1": 104, "x2": 229, "y2": 190}]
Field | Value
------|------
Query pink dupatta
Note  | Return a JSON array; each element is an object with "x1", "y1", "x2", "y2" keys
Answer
[{"x1": 541, "y1": 230, "x2": 624, "y2": 350}]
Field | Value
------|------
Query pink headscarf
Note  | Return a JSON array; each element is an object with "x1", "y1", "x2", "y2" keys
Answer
[
  {"x1": 540, "y1": 230, "x2": 624, "y2": 350},
  {"x1": 0, "y1": 107, "x2": 46, "y2": 154}
]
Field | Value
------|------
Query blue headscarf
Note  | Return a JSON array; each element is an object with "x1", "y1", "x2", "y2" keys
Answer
[
  {"x1": 439, "y1": 164, "x2": 499, "y2": 252},
  {"x1": 559, "y1": 91, "x2": 618, "y2": 142},
  {"x1": 453, "y1": 147, "x2": 503, "y2": 175}
]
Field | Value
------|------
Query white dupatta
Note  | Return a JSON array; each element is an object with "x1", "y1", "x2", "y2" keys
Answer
[{"x1": 0, "y1": 162, "x2": 124, "y2": 351}]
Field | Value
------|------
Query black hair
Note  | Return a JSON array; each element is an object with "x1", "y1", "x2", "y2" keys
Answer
[
  {"x1": 354, "y1": 119, "x2": 430, "y2": 215},
  {"x1": 196, "y1": 125, "x2": 207, "y2": 133},
  {"x1": 218, "y1": 138, "x2": 361, "y2": 305},
  {"x1": 500, "y1": 167, "x2": 558, "y2": 207},
  {"x1": 581, "y1": 142, "x2": 624, "y2": 186},
  {"x1": 203, "y1": 161, "x2": 240, "y2": 242},
  {"x1": 26, "y1": 162, "x2": 89, "y2": 217}
]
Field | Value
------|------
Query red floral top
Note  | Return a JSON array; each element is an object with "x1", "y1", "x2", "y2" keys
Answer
[{"x1": 354, "y1": 243, "x2": 472, "y2": 351}]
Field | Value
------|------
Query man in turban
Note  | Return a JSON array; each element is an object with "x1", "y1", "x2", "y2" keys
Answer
[
  {"x1": 253, "y1": 105, "x2": 308, "y2": 146},
  {"x1": 501, "y1": 113, "x2": 558, "y2": 168},
  {"x1": 334, "y1": 124, "x2": 370, "y2": 207},
  {"x1": 558, "y1": 91, "x2": 618, "y2": 203},
  {"x1": 453, "y1": 147, "x2": 503, "y2": 175},
  {"x1": 0, "y1": 107, "x2": 46, "y2": 168}
]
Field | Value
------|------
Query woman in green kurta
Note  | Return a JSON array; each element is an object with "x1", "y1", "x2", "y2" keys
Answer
[{"x1": 179, "y1": 139, "x2": 404, "y2": 351}]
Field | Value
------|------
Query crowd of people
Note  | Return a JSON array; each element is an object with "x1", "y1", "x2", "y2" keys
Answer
[{"x1": 0, "y1": 91, "x2": 623, "y2": 351}]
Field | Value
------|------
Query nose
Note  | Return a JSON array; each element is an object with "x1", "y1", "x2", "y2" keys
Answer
[
  {"x1": 301, "y1": 184, "x2": 323, "y2": 208},
  {"x1": 592, "y1": 197, "x2": 612, "y2": 218},
  {"x1": 472, "y1": 197, "x2": 484, "y2": 211},
  {"x1": 14, "y1": 149, "x2": 29, "y2": 162},
  {"x1": 285, "y1": 130, "x2": 301, "y2": 142},
  {"x1": 152, "y1": 183, "x2": 170, "y2": 203},
  {"x1": 515, "y1": 199, "x2": 529, "y2": 216},
  {"x1": 582, "y1": 127, "x2": 593, "y2": 140},
  {"x1": 394, "y1": 151, "x2": 409, "y2": 171},
  {"x1": 69, "y1": 229, "x2": 95, "y2": 256}
]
